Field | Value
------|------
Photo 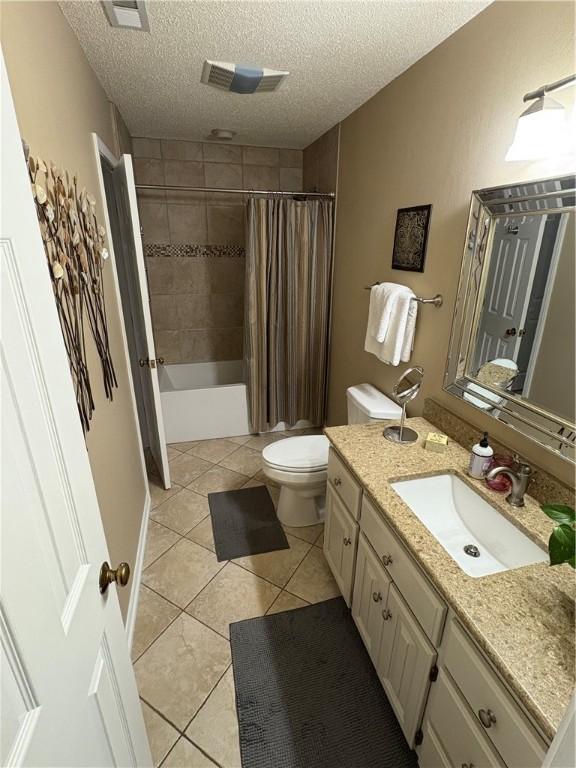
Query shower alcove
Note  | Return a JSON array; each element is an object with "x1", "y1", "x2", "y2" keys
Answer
[{"x1": 135, "y1": 138, "x2": 318, "y2": 442}]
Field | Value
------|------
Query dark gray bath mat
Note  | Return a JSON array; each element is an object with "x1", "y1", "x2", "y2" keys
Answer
[
  {"x1": 208, "y1": 485, "x2": 289, "y2": 562},
  {"x1": 230, "y1": 596, "x2": 418, "y2": 768}
]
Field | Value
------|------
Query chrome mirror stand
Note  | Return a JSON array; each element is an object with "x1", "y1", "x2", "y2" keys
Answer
[{"x1": 384, "y1": 366, "x2": 424, "y2": 445}]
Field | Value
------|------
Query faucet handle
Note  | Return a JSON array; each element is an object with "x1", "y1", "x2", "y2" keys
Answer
[{"x1": 513, "y1": 454, "x2": 532, "y2": 474}]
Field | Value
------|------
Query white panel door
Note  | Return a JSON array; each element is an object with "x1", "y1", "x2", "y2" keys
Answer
[
  {"x1": 473, "y1": 216, "x2": 544, "y2": 369},
  {"x1": 323, "y1": 485, "x2": 358, "y2": 606},
  {"x1": 375, "y1": 585, "x2": 436, "y2": 747},
  {"x1": 351, "y1": 534, "x2": 391, "y2": 663},
  {"x1": 0, "y1": 52, "x2": 151, "y2": 767},
  {"x1": 117, "y1": 154, "x2": 170, "y2": 488}
]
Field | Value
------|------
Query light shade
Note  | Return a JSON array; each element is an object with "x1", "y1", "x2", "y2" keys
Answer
[{"x1": 505, "y1": 95, "x2": 572, "y2": 162}]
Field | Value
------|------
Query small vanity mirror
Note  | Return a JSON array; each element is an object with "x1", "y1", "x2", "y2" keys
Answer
[
  {"x1": 445, "y1": 174, "x2": 575, "y2": 462},
  {"x1": 384, "y1": 366, "x2": 424, "y2": 444}
]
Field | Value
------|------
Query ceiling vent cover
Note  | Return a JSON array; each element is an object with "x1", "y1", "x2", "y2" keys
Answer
[
  {"x1": 201, "y1": 61, "x2": 289, "y2": 94},
  {"x1": 102, "y1": 1, "x2": 149, "y2": 31}
]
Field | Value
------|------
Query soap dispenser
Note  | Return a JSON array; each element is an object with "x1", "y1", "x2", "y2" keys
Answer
[{"x1": 468, "y1": 432, "x2": 493, "y2": 479}]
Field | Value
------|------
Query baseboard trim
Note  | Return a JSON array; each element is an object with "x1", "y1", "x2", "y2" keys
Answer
[{"x1": 126, "y1": 491, "x2": 151, "y2": 650}]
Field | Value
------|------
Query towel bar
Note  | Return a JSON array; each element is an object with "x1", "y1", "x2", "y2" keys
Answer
[{"x1": 364, "y1": 284, "x2": 443, "y2": 308}]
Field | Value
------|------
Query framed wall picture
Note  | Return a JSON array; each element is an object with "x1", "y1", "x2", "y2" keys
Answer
[{"x1": 391, "y1": 204, "x2": 432, "y2": 272}]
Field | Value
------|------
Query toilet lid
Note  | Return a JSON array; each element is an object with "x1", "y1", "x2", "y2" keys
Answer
[{"x1": 263, "y1": 435, "x2": 330, "y2": 472}]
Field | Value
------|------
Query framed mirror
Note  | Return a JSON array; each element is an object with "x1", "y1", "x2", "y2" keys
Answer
[{"x1": 444, "y1": 174, "x2": 575, "y2": 463}]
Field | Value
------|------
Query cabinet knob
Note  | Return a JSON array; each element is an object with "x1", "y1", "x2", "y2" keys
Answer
[
  {"x1": 333, "y1": 477, "x2": 342, "y2": 487},
  {"x1": 343, "y1": 536, "x2": 352, "y2": 546},
  {"x1": 372, "y1": 591, "x2": 382, "y2": 603},
  {"x1": 461, "y1": 764, "x2": 475, "y2": 768},
  {"x1": 382, "y1": 608, "x2": 392, "y2": 620},
  {"x1": 478, "y1": 709, "x2": 497, "y2": 728},
  {"x1": 381, "y1": 554, "x2": 393, "y2": 566}
]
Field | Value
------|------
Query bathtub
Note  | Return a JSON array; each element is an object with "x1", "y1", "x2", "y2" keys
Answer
[{"x1": 159, "y1": 361, "x2": 251, "y2": 443}]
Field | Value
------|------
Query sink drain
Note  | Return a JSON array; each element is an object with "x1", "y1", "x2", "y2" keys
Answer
[{"x1": 463, "y1": 544, "x2": 481, "y2": 558}]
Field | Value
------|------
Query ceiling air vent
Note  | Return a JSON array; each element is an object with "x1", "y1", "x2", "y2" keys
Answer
[
  {"x1": 102, "y1": 0, "x2": 149, "y2": 31},
  {"x1": 201, "y1": 61, "x2": 289, "y2": 94}
]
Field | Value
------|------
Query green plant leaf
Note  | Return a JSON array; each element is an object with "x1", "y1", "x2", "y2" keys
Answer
[
  {"x1": 541, "y1": 504, "x2": 575, "y2": 525},
  {"x1": 549, "y1": 524, "x2": 576, "y2": 566}
]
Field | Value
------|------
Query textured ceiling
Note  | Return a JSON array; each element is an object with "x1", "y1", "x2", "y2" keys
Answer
[{"x1": 60, "y1": 0, "x2": 491, "y2": 148}]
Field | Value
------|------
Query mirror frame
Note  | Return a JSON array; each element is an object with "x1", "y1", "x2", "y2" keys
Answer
[{"x1": 444, "y1": 173, "x2": 576, "y2": 463}]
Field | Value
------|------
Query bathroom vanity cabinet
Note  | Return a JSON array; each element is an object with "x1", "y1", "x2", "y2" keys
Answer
[{"x1": 323, "y1": 447, "x2": 548, "y2": 767}]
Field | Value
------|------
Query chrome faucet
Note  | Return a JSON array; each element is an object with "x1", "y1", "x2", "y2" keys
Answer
[{"x1": 486, "y1": 461, "x2": 533, "y2": 507}]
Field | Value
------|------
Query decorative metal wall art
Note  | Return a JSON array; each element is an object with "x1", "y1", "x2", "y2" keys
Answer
[
  {"x1": 391, "y1": 204, "x2": 432, "y2": 272},
  {"x1": 24, "y1": 141, "x2": 117, "y2": 434}
]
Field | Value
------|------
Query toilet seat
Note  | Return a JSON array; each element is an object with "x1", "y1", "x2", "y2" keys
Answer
[{"x1": 262, "y1": 435, "x2": 330, "y2": 473}]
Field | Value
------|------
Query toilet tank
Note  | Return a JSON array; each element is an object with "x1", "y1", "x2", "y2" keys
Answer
[{"x1": 346, "y1": 384, "x2": 402, "y2": 424}]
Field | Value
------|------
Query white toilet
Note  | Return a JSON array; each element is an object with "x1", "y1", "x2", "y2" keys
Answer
[{"x1": 262, "y1": 384, "x2": 402, "y2": 527}]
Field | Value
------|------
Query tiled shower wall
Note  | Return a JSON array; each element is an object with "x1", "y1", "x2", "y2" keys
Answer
[{"x1": 134, "y1": 137, "x2": 303, "y2": 365}]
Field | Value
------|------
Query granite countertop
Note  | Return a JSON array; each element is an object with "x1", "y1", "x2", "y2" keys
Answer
[
  {"x1": 324, "y1": 416, "x2": 575, "y2": 742},
  {"x1": 475, "y1": 361, "x2": 516, "y2": 387}
]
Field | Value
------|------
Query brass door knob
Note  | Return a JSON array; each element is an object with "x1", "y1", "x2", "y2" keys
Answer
[{"x1": 99, "y1": 561, "x2": 130, "y2": 594}]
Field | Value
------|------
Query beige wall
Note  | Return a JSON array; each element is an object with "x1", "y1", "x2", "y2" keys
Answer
[
  {"x1": 2, "y1": 1, "x2": 147, "y2": 617},
  {"x1": 303, "y1": 125, "x2": 340, "y2": 193},
  {"x1": 328, "y1": 0, "x2": 576, "y2": 486}
]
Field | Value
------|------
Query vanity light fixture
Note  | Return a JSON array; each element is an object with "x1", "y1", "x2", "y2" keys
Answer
[{"x1": 506, "y1": 73, "x2": 576, "y2": 162}]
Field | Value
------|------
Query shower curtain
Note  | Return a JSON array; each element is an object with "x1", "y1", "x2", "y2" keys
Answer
[{"x1": 244, "y1": 195, "x2": 334, "y2": 433}]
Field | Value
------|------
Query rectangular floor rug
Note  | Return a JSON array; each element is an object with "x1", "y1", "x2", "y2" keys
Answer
[
  {"x1": 230, "y1": 596, "x2": 418, "y2": 768},
  {"x1": 208, "y1": 485, "x2": 289, "y2": 562}
]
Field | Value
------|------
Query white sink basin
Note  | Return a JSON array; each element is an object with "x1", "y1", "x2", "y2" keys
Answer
[{"x1": 391, "y1": 473, "x2": 547, "y2": 577}]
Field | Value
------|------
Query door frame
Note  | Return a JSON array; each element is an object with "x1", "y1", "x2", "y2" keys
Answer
[{"x1": 91, "y1": 133, "x2": 150, "y2": 648}]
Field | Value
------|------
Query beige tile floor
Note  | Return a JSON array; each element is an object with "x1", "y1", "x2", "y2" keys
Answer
[{"x1": 134, "y1": 430, "x2": 339, "y2": 767}]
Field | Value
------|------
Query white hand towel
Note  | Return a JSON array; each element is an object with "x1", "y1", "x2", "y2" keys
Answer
[
  {"x1": 400, "y1": 297, "x2": 418, "y2": 362},
  {"x1": 364, "y1": 283, "x2": 416, "y2": 365},
  {"x1": 379, "y1": 290, "x2": 412, "y2": 365},
  {"x1": 373, "y1": 283, "x2": 401, "y2": 342},
  {"x1": 365, "y1": 283, "x2": 390, "y2": 343}
]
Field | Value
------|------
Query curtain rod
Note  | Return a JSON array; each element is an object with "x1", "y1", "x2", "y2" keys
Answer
[{"x1": 135, "y1": 183, "x2": 335, "y2": 199}]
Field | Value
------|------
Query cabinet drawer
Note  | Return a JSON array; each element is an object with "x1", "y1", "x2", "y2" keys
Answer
[
  {"x1": 327, "y1": 448, "x2": 361, "y2": 519},
  {"x1": 419, "y1": 667, "x2": 505, "y2": 768},
  {"x1": 442, "y1": 620, "x2": 547, "y2": 768},
  {"x1": 360, "y1": 495, "x2": 446, "y2": 645}
]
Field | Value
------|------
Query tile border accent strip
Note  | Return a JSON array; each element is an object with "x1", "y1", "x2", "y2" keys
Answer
[{"x1": 145, "y1": 243, "x2": 246, "y2": 259}]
